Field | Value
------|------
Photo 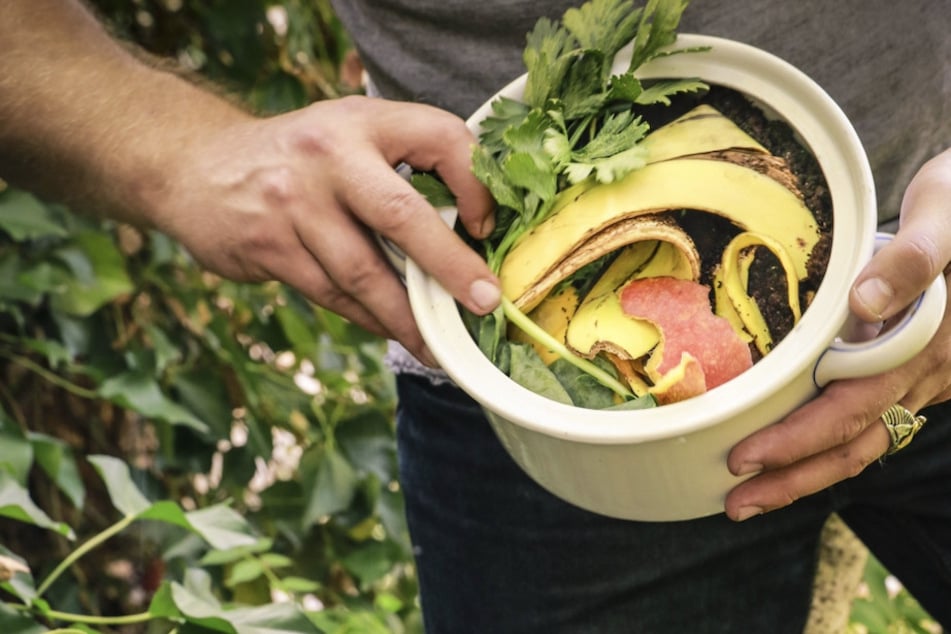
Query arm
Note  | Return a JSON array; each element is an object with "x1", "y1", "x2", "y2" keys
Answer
[
  {"x1": 0, "y1": 0, "x2": 501, "y2": 363},
  {"x1": 725, "y1": 148, "x2": 951, "y2": 521}
]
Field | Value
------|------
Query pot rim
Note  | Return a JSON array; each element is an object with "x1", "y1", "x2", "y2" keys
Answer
[{"x1": 406, "y1": 34, "x2": 876, "y2": 444}]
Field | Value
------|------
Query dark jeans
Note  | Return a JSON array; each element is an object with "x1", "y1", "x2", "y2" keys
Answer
[{"x1": 396, "y1": 374, "x2": 951, "y2": 633}]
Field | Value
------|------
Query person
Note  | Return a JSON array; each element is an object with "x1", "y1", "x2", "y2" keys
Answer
[{"x1": 2, "y1": 0, "x2": 950, "y2": 631}]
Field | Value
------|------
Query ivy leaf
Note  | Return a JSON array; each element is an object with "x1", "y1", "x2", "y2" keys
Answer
[
  {"x1": 29, "y1": 433, "x2": 85, "y2": 509},
  {"x1": 87, "y1": 454, "x2": 151, "y2": 516},
  {"x1": 166, "y1": 577, "x2": 320, "y2": 633},
  {"x1": 0, "y1": 546, "x2": 35, "y2": 604},
  {"x1": 0, "y1": 424, "x2": 33, "y2": 485},
  {"x1": 98, "y1": 371, "x2": 210, "y2": 433},
  {"x1": 181, "y1": 504, "x2": 259, "y2": 551},
  {"x1": 0, "y1": 601, "x2": 46, "y2": 634},
  {"x1": 0, "y1": 189, "x2": 68, "y2": 240},
  {"x1": 0, "y1": 471, "x2": 74, "y2": 539},
  {"x1": 300, "y1": 446, "x2": 358, "y2": 526},
  {"x1": 50, "y1": 231, "x2": 133, "y2": 317}
]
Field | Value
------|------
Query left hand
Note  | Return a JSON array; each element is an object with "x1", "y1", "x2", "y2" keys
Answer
[{"x1": 724, "y1": 149, "x2": 951, "y2": 522}]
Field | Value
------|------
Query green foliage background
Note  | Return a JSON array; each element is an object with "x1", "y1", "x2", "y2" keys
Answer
[
  {"x1": 0, "y1": 1, "x2": 940, "y2": 633},
  {"x1": 1, "y1": 1, "x2": 417, "y2": 632}
]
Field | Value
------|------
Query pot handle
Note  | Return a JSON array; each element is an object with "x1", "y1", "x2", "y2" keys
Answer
[{"x1": 813, "y1": 233, "x2": 947, "y2": 387}]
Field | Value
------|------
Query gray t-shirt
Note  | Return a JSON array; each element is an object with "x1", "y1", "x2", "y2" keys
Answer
[
  {"x1": 332, "y1": 0, "x2": 951, "y2": 222},
  {"x1": 330, "y1": 0, "x2": 951, "y2": 379}
]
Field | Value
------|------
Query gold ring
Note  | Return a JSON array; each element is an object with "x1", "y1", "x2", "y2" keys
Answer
[{"x1": 881, "y1": 404, "x2": 927, "y2": 455}]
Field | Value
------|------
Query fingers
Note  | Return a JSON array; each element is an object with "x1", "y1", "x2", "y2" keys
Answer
[
  {"x1": 727, "y1": 378, "x2": 897, "y2": 477},
  {"x1": 338, "y1": 144, "x2": 502, "y2": 318},
  {"x1": 724, "y1": 418, "x2": 890, "y2": 522},
  {"x1": 850, "y1": 150, "x2": 951, "y2": 322},
  {"x1": 368, "y1": 100, "x2": 496, "y2": 240},
  {"x1": 289, "y1": 197, "x2": 437, "y2": 364}
]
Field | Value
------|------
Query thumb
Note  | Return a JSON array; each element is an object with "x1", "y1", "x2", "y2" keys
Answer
[{"x1": 850, "y1": 151, "x2": 951, "y2": 322}]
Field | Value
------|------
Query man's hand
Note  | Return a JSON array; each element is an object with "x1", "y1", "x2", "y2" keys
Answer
[
  {"x1": 724, "y1": 149, "x2": 951, "y2": 521},
  {"x1": 159, "y1": 96, "x2": 499, "y2": 364},
  {"x1": 0, "y1": 1, "x2": 501, "y2": 366}
]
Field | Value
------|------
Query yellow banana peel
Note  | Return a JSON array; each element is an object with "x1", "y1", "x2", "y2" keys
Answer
[
  {"x1": 501, "y1": 158, "x2": 819, "y2": 308},
  {"x1": 715, "y1": 231, "x2": 803, "y2": 356},
  {"x1": 565, "y1": 227, "x2": 699, "y2": 361},
  {"x1": 641, "y1": 104, "x2": 768, "y2": 163}
]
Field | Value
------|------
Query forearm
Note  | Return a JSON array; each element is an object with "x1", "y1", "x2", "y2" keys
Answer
[{"x1": 0, "y1": 0, "x2": 251, "y2": 228}]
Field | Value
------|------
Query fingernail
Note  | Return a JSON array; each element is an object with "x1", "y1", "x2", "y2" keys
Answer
[
  {"x1": 469, "y1": 279, "x2": 501, "y2": 313},
  {"x1": 479, "y1": 216, "x2": 495, "y2": 238},
  {"x1": 734, "y1": 462, "x2": 763, "y2": 477},
  {"x1": 734, "y1": 506, "x2": 763, "y2": 522},
  {"x1": 853, "y1": 277, "x2": 894, "y2": 320}
]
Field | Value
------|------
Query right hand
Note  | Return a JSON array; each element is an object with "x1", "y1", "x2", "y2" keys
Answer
[{"x1": 156, "y1": 95, "x2": 500, "y2": 365}]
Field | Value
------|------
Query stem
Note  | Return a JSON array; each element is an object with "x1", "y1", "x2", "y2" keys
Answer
[
  {"x1": 0, "y1": 350, "x2": 98, "y2": 400},
  {"x1": 44, "y1": 609, "x2": 153, "y2": 626},
  {"x1": 501, "y1": 296, "x2": 633, "y2": 399},
  {"x1": 36, "y1": 513, "x2": 137, "y2": 596}
]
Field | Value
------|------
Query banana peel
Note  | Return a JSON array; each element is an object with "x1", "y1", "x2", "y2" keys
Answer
[
  {"x1": 501, "y1": 157, "x2": 820, "y2": 309},
  {"x1": 509, "y1": 285, "x2": 579, "y2": 365},
  {"x1": 565, "y1": 218, "x2": 700, "y2": 361},
  {"x1": 641, "y1": 104, "x2": 768, "y2": 163},
  {"x1": 714, "y1": 231, "x2": 803, "y2": 356}
]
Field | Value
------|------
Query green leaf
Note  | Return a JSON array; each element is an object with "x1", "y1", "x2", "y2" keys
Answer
[
  {"x1": 478, "y1": 96, "x2": 532, "y2": 150},
  {"x1": 341, "y1": 541, "x2": 396, "y2": 588},
  {"x1": 471, "y1": 146, "x2": 525, "y2": 213},
  {"x1": 29, "y1": 433, "x2": 85, "y2": 509},
  {"x1": 0, "y1": 601, "x2": 46, "y2": 634},
  {"x1": 276, "y1": 576, "x2": 320, "y2": 593},
  {"x1": 409, "y1": 173, "x2": 456, "y2": 208},
  {"x1": 0, "y1": 546, "x2": 37, "y2": 604},
  {"x1": 548, "y1": 358, "x2": 617, "y2": 409},
  {"x1": 563, "y1": 0, "x2": 642, "y2": 61},
  {"x1": 507, "y1": 343, "x2": 573, "y2": 405},
  {"x1": 19, "y1": 337, "x2": 74, "y2": 369},
  {"x1": 336, "y1": 410, "x2": 396, "y2": 483},
  {"x1": 226, "y1": 558, "x2": 265, "y2": 587},
  {"x1": 0, "y1": 189, "x2": 68, "y2": 240},
  {"x1": 635, "y1": 78, "x2": 709, "y2": 106},
  {"x1": 628, "y1": 0, "x2": 690, "y2": 70},
  {"x1": 87, "y1": 454, "x2": 151, "y2": 517},
  {"x1": 301, "y1": 446, "x2": 358, "y2": 526},
  {"x1": 50, "y1": 231, "x2": 133, "y2": 317},
  {"x1": 0, "y1": 471, "x2": 74, "y2": 538},
  {"x1": 98, "y1": 372, "x2": 210, "y2": 433},
  {"x1": 199, "y1": 538, "x2": 273, "y2": 566},
  {"x1": 143, "y1": 324, "x2": 183, "y2": 374},
  {"x1": 182, "y1": 504, "x2": 258, "y2": 551},
  {"x1": 169, "y1": 579, "x2": 321, "y2": 633},
  {"x1": 0, "y1": 425, "x2": 33, "y2": 485},
  {"x1": 172, "y1": 369, "x2": 234, "y2": 440},
  {"x1": 0, "y1": 253, "x2": 46, "y2": 306},
  {"x1": 523, "y1": 17, "x2": 576, "y2": 107}
]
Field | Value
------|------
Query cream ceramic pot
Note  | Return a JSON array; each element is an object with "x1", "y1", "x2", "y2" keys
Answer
[{"x1": 401, "y1": 35, "x2": 948, "y2": 521}]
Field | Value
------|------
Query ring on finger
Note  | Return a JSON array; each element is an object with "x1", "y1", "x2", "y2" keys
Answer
[{"x1": 881, "y1": 403, "x2": 927, "y2": 455}]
